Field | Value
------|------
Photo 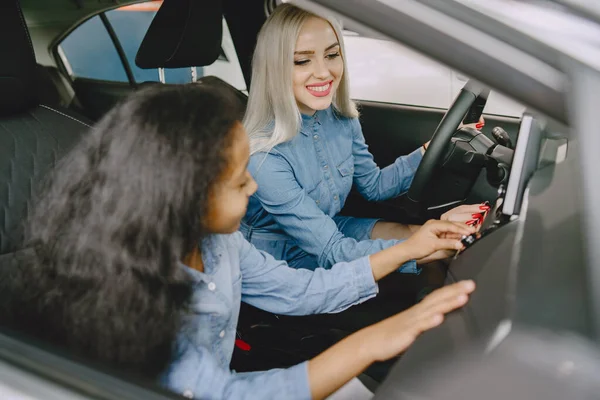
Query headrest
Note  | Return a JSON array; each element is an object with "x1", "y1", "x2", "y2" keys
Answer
[
  {"x1": 0, "y1": 1, "x2": 39, "y2": 115},
  {"x1": 135, "y1": 0, "x2": 223, "y2": 69}
]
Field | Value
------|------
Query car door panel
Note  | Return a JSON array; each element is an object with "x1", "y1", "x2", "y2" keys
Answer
[
  {"x1": 71, "y1": 78, "x2": 136, "y2": 121},
  {"x1": 357, "y1": 100, "x2": 520, "y2": 166}
]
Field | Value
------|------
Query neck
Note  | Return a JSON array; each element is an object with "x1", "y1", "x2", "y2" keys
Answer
[
  {"x1": 183, "y1": 247, "x2": 204, "y2": 273},
  {"x1": 297, "y1": 103, "x2": 317, "y2": 116}
]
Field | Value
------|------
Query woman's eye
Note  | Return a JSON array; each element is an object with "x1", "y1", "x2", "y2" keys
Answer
[
  {"x1": 294, "y1": 59, "x2": 310, "y2": 66},
  {"x1": 326, "y1": 52, "x2": 340, "y2": 60}
]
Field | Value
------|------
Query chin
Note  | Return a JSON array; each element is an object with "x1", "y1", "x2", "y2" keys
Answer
[
  {"x1": 228, "y1": 222, "x2": 241, "y2": 233},
  {"x1": 306, "y1": 98, "x2": 333, "y2": 111}
]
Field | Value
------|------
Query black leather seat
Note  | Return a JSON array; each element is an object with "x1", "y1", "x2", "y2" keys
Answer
[
  {"x1": 35, "y1": 63, "x2": 82, "y2": 111},
  {"x1": 0, "y1": 1, "x2": 91, "y2": 254}
]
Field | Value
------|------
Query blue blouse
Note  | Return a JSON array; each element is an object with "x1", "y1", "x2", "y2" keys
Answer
[
  {"x1": 161, "y1": 232, "x2": 378, "y2": 399},
  {"x1": 242, "y1": 106, "x2": 423, "y2": 272}
]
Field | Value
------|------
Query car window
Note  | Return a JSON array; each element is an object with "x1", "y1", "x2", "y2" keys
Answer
[
  {"x1": 59, "y1": 15, "x2": 128, "y2": 82},
  {"x1": 344, "y1": 32, "x2": 525, "y2": 117},
  {"x1": 57, "y1": 1, "x2": 246, "y2": 90},
  {"x1": 104, "y1": 5, "x2": 194, "y2": 84},
  {"x1": 343, "y1": 32, "x2": 452, "y2": 109}
]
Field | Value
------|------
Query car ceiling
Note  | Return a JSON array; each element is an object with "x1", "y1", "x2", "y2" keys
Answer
[{"x1": 20, "y1": 0, "x2": 146, "y2": 65}]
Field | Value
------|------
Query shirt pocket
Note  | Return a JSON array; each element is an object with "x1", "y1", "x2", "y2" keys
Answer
[
  {"x1": 306, "y1": 179, "x2": 329, "y2": 210},
  {"x1": 336, "y1": 155, "x2": 354, "y2": 200}
]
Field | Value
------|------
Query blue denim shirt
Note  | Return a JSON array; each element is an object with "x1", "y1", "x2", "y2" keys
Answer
[
  {"x1": 161, "y1": 232, "x2": 378, "y2": 399},
  {"x1": 242, "y1": 106, "x2": 423, "y2": 273}
]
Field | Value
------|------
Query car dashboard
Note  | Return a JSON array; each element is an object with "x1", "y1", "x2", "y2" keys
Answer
[{"x1": 373, "y1": 112, "x2": 580, "y2": 399}]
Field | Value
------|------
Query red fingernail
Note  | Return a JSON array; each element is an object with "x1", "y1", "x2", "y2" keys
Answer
[
  {"x1": 235, "y1": 339, "x2": 252, "y2": 351},
  {"x1": 472, "y1": 213, "x2": 483, "y2": 219},
  {"x1": 466, "y1": 220, "x2": 476, "y2": 225},
  {"x1": 479, "y1": 206, "x2": 490, "y2": 210},
  {"x1": 476, "y1": 123, "x2": 484, "y2": 129}
]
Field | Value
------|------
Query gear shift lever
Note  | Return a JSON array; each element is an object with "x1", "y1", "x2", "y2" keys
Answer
[{"x1": 491, "y1": 127, "x2": 513, "y2": 149}]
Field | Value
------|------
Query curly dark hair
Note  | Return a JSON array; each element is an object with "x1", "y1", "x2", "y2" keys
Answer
[{"x1": 0, "y1": 83, "x2": 243, "y2": 379}]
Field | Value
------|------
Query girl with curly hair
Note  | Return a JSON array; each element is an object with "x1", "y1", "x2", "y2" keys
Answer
[{"x1": 0, "y1": 84, "x2": 475, "y2": 399}]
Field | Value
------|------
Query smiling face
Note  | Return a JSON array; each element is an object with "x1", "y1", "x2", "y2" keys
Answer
[{"x1": 293, "y1": 17, "x2": 344, "y2": 115}]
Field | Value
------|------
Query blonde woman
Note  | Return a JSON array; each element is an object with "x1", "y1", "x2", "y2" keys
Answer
[{"x1": 242, "y1": 4, "x2": 488, "y2": 273}]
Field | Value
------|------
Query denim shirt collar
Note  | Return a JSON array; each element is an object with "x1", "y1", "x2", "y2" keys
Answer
[
  {"x1": 180, "y1": 236, "x2": 218, "y2": 282},
  {"x1": 299, "y1": 109, "x2": 324, "y2": 136}
]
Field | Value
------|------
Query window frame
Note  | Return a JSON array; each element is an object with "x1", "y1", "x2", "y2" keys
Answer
[
  {"x1": 99, "y1": 12, "x2": 137, "y2": 86},
  {"x1": 52, "y1": 3, "x2": 229, "y2": 87}
]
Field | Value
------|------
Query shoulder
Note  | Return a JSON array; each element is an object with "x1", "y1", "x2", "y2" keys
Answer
[
  {"x1": 199, "y1": 232, "x2": 251, "y2": 265},
  {"x1": 249, "y1": 150, "x2": 294, "y2": 178},
  {"x1": 327, "y1": 107, "x2": 360, "y2": 134},
  {"x1": 207, "y1": 232, "x2": 244, "y2": 251}
]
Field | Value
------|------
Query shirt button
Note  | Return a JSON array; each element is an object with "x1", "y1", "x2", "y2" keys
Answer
[
  {"x1": 315, "y1": 200, "x2": 320, "y2": 205},
  {"x1": 208, "y1": 282, "x2": 216, "y2": 291},
  {"x1": 324, "y1": 165, "x2": 328, "y2": 170},
  {"x1": 219, "y1": 330, "x2": 225, "y2": 338},
  {"x1": 313, "y1": 134, "x2": 319, "y2": 140},
  {"x1": 183, "y1": 389, "x2": 194, "y2": 398},
  {"x1": 334, "y1": 195, "x2": 339, "y2": 200}
]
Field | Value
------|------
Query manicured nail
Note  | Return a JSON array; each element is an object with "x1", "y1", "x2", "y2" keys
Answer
[
  {"x1": 476, "y1": 123, "x2": 484, "y2": 129},
  {"x1": 472, "y1": 213, "x2": 483, "y2": 219},
  {"x1": 479, "y1": 205, "x2": 490, "y2": 210},
  {"x1": 465, "y1": 220, "x2": 476, "y2": 225}
]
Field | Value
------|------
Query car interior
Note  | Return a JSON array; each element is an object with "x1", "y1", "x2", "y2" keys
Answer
[{"x1": 1, "y1": 0, "x2": 569, "y2": 397}]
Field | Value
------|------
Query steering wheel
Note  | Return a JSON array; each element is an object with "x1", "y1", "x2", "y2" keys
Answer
[{"x1": 406, "y1": 80, "x2": 489, "y2": 212}]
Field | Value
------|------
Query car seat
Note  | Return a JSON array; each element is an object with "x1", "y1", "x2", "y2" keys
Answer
[{"x1": 0, "y1": 1, "x2": 91, "y2": 255}]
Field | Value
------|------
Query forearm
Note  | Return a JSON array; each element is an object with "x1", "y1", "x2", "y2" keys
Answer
[
  {"x1": 371, "y1": 222, "x2": 421, "y2": 241},
  {"x1": 308, "y1": 330, "x2": 374, "y2": 400},
  {"x1": 369, "y1": 242, "x2": 415, "y2": 281},
  {"x1": 408, "y1": 224, "x2": 421, "y2": 234},
  {"x1": 358, "y1": 148, "x2": 423, "y2": 201},
  {"x1": 241, "y1": 238, "x2": 379, "y2": 316}
]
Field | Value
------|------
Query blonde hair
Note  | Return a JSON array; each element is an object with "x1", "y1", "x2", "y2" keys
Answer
[{"x1": 244, "y1": 3, "x2": 358, "y2": 155}]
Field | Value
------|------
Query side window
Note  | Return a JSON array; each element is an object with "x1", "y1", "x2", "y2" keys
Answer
[
  {"x1": 57, "y1": 1, "x2": 246, "y2": 90},
  {"x1": 104, "y1": 4, "x2": 197, "y2": 84},
  {"x1": 343, "y1": 33, "x2": 525, "y2": 117},
  {"x1": 59, "y1": 15, "x2": 128, "y2": 82},
  {"x1": 343, "y1": 32, "x2": 452, "y2": 110}
]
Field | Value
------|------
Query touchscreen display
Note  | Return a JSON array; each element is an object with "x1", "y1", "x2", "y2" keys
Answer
[{"x1": 501, "y1": 114, "x2": 542, "y2": 216}]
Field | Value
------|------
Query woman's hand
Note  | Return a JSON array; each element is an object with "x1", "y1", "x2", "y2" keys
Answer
[
  {"x1": 422, "y1": 117, "x2": 484, "y2": 154},
  {"x1": 358, "y1": 280, "x2": 475, "y2": 363},
  {"x1": 308, "y1": 280, "x2": 475, "y2": 399},
  {"x1": 369, "y1": 220, "x2": 474, "y2": 280},
  {"x1": 441, "y1": 203, "x2": 490, "y2": 228},
  {"x1": 403, "y1": 219, "x2": 475, "y2": 262},
  {"x1": 459, "y1": 116, "x2": 485, "y2": 130}
]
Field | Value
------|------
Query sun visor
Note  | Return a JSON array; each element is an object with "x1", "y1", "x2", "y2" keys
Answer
[{"x1": 135, "y1": 0, "x2": 223, "y2": 69}]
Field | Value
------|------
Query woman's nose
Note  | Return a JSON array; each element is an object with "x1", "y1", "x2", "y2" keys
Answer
[{"x1": 313, "y1": 58, "x2": 330, "y2": 79}]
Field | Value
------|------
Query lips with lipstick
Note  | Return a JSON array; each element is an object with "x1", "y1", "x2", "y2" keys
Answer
[{"x1": 306, "y1": 80, "x2": 333, "y2": 97}]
